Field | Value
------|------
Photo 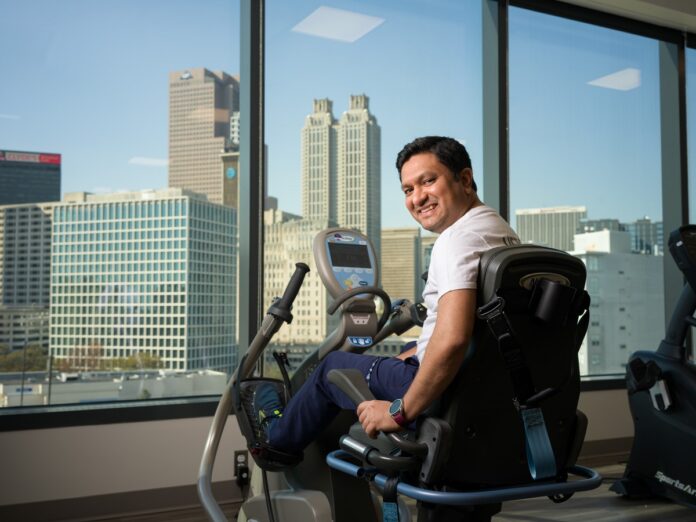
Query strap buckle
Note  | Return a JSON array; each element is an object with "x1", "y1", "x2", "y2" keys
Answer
[{"x1": 477, "y1": 296, "x2": 506, "y2": 321}]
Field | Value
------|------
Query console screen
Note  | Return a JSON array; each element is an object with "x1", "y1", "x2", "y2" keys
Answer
[{"x1": 328, "y1": 242, "x2": 371, "y2": 268}]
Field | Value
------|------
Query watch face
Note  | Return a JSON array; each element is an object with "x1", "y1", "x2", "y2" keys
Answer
[{"x1": 389, "y1": 398, "x2": 403, "y2": 416}]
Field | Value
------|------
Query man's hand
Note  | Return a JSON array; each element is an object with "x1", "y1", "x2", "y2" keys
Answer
[{"x1": 356, "y1": 400, "x2": 401, "y2": 438}]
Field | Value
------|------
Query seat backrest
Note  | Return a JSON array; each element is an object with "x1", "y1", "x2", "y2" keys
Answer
[{"x1": 435, "y1": 244, "x2": 588, "y2": 488}]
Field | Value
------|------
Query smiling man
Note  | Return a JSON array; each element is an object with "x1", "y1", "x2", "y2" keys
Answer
[
  {"x1": 357, "y1": 136, "x2": 520, "y2": 436},
  {"x1": 253, "y1": 136, "x2": 519, "y2": 455}
]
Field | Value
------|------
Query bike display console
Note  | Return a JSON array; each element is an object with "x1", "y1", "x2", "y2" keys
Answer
[{"x1": 313, "y1": 228, "x2": 379, "y2": 299}]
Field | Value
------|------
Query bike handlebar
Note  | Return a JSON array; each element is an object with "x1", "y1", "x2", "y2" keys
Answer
[{"x1": 268, "y1": 263, "x2": 311, "y2": 323}]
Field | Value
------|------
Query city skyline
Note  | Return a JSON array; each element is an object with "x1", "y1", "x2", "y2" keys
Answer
[{"x1": 0, "y1": 1, "x2": 668, "y2": 230}]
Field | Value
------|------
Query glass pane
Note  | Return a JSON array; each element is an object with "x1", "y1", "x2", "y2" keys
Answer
[
  {"x1": 0, "y1": 1, "x2": 240, "y2": 408},
  {"x1": 688, "y1": 47, "x2": 696, "y2": 224},
  {"x1": 509, "y1": 7, "x2": 664, "y2": 376},
  {"x1": 264, "y1": 1, "x2": 482, "y2": 373}
]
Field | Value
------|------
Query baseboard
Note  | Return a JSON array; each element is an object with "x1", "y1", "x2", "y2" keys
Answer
[
  {"x1": 578, "y1": 436, "x2": 632, "y2": 467},
  {"x1": 0, "y1": 480, "x2": 241, "y2": 522}
]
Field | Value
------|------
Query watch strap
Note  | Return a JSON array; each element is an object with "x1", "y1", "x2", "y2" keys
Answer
[{"x1": 390, "y1": 399, "x2": 408, "y2": 427}]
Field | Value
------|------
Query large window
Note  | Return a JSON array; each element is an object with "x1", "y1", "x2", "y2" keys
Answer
[
  {"x1": 262, "y1": 0, "x2": 482, "y2": 372},
  {"x1": 2, "y1": 0, "x2": 692, "y2": 420},
  {"x1": 509, "y1": 6, "x2": 665, "y2": 376},
  {"x1": 0, "y1": 0, "x2": 240, "y2": 409}
]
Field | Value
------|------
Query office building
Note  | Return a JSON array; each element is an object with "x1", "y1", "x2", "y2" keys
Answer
[
  {"x1": 0, "y1": 204, "x2": 53, "y2": 307},
  {"x1": 578, "y1": 218, "x2": 623, "y2": 234},
  {"x1": 50, "y1": 189, "x2": 237, "y2": 373},
  {"x1": 0, "y1": 203, "x2": 54, "y2": 352},
  {"x1": 301, "y1": 98, "x2": 338, "y2": 224},
  {"x1": 381, "y1": 228, "x2": 422, "y2": 304},
  {"x1": 0, "y1": 307, "x2": 50, "y2": 354},
  {"x1": 263, "y1": 209, "x2": 335, "y2": 347},
  {"x1": 516, "y1": 206, "x2": 587, "y2": 251},
  {"x1": 573, "y1": 230, "x2": 664, "y2": 375},
  {"x1": 337, "y1": 94, "x2": 381, "y2": 254},
  {"x1": 301, "y1": 95, "x2": 381, "y2": 253},
  {"x1": 0, "y1": 150, "x2": 61, "y2": 205},
  {"x1": 625, "y1": 217, "x2": 663, "y2": 255},
  {"x1": 168, "y1": 68, "x2": 239, "y2": 205}
]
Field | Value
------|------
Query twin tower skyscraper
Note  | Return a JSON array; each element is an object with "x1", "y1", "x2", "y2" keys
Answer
[
  {"x1": 168, "y1": 68, "x2": 381, "y2": 254},
  {"x1": 302, "y1": 95, "x2": 381, "y2": 254}
]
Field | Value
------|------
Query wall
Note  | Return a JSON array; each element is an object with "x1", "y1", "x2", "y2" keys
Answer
[
  {"x1": 0, "y1": 416, "x2": 243, "y2": 507},
  {"x1": 0, "y1": 388, "x2": 633, "y2": 511}
]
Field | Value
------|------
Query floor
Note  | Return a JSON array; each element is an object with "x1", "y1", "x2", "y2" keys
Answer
[
  {"x1": 495, "y1": 465, "x2": 691, "y2": 522},
  {"x1": 101, "y1": 464, "x2": 694, "y2": 521}
]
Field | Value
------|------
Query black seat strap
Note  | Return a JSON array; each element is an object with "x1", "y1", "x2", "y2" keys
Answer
[
  {"x1": 477, "y1": 297, "x2": 535, "y2": 406},
  {"x1": 477, "y1": 296, "x2": 556, "y2": 479}
]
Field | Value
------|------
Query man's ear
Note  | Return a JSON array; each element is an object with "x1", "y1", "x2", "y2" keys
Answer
[{"x1": 460, "y1": 168, "x2": 474, "y2": 192}]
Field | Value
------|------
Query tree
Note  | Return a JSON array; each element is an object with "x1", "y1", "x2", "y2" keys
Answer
[
  {"x1": 110, "y1": 352, "x2": 164, "y2": 371},
  {"x1": 0, "y1": 344, "x2": 49, "y2": 372}
]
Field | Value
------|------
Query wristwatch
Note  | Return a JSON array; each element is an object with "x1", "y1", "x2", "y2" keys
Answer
[{"x1": 389, "y1": 398, "x2": 408, "y2": 427}]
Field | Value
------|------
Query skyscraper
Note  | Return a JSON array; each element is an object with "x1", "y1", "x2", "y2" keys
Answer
[
  {"x1": 0, "y1": 150, "x2": 61, "y2": 205},
  {"x1": 50, "y1": 189, "x2": 237, "y2": 373},
  {"x1": 300, "y1": 95, "x2": 381, "y2": 252},
  {"x1": 168, "y1": 68, "x2": 239, "y2": 205},
  {"x1": 516, "y1": 206, "x2": 587, "y2": 252},
  {"x1": 301, "y1": 98, "x2": 338, "y2": 224},
  {"x1": 337, "y1": 95, "x2": 381, "y2": 255}
]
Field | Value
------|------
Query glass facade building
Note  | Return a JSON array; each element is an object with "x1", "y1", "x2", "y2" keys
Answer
[
  {"x1": 0, "y1": 150, "x2": 61, "y2": 206},
  {"x1": 49, "y1": 189, "x2": 237, "y2": 373}
]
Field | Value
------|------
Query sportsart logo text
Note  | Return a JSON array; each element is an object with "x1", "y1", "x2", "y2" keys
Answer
[{"x1": 655, "y1": 471, "x2": 696, "y2": 497}]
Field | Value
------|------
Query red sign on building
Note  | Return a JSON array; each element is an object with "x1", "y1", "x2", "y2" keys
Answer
[{"x1": 0, "y1": 150, "x2": 61, "y2": 165}]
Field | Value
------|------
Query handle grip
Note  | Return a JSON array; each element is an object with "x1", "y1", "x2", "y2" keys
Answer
[
  {"x1": 268, "y1": 262, "x2": 310, "y2": 323},
  {"x1": 327, "y1": 369, "x2": 428, "y2": 457}
]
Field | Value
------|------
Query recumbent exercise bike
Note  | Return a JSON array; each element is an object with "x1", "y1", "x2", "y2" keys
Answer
[{"x1": 199, "y1": 227, "x2": 601, "y2": 522}]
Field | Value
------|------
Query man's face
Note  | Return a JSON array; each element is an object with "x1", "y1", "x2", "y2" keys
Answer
[{"x1": 400, "y1": 152, "x2": 473, "y2": 234}]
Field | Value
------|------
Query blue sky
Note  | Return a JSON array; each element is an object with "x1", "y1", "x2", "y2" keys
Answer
[{"x1": 0, "y1": 0, "x2": 673, "y2": 230}]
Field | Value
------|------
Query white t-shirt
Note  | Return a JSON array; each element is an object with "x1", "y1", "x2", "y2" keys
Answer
[{"x1": 416, "y1": 205, "x2": 520, "y2": 363}]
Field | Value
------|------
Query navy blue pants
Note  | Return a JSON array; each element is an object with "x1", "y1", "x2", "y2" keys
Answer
[{"x1": 268, "y1": 351, "x2": 420, "y2": 453}]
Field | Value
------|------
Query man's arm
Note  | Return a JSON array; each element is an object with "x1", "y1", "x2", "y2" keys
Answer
[
  {"x1": 395, "y1": 345, "x2": 417, "y2": 360},
  {"x1": 357, "y1": 289, "x2": 476, "y2": 437}
]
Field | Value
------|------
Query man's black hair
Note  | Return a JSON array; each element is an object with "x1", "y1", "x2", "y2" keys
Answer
[{"x1": 396, "y1": 136, "x2": 477, "y2": 192}]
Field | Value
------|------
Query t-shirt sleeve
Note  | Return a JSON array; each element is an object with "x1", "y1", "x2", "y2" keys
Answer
[{"x1": 435, "y1": 229, "x2": 489, "y2": 296}]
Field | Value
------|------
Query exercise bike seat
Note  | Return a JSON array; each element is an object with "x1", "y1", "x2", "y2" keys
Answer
[{"x1": 327, "y1": 244, "x2": 601, "y2": 521}]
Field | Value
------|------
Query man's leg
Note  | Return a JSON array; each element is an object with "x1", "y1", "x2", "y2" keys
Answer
[{"x1": 263, "y1": 351, "x2": 419, "y2": 453}]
